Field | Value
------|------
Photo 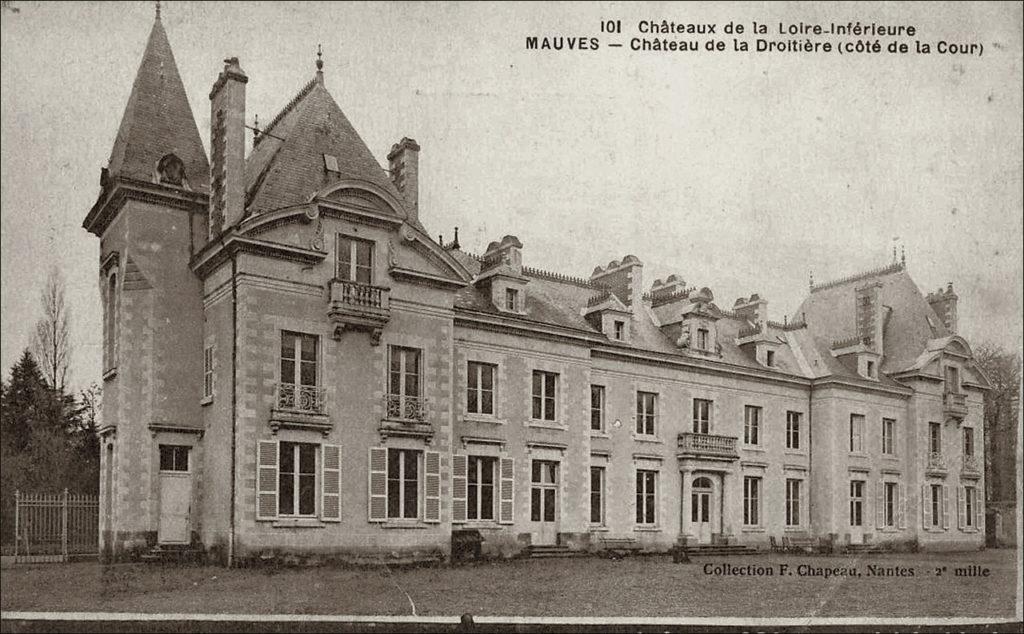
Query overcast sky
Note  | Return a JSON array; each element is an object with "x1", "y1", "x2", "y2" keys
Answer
[{"x1": 1, "y1": 1, "x2": 1021, "y2": 390}]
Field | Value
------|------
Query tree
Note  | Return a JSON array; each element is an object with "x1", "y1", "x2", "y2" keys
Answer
[
  {"x1": 31, "y1": 266, "x2": 72, "y2": 393},
  {"x1": 974, "y1": 342, "x2": 1021, "y2": 503}
]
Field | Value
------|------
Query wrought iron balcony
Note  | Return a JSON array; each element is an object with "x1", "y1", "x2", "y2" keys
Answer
[
  {"x1": 328, "y1": 279, "x2": 390, "y2": 343},
  {"x1": 384, "y1": 393, "x2": 428, "y2": 422},
  {"x1": 926, "y1": 451, "x2": 947, "y2": 473},
  {"x1": 943, "y1": 391, "x2": 967, "y2": 419},
  {"x1": 677, "y1": 432, "x2": 739, "y2": 461},
  {"x1": 962, "y1": 454, "x2": 981, "y2": 474},
  {"x1": 275, "y1": 382, "x2": 327, "y2": 415}
]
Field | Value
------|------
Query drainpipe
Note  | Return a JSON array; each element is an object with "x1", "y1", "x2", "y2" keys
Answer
[
  {"x1": 228, "y1": 245, "x2": 239, "y2": 567},
  {"x1": 807, "y1": 380, "x2": 815, "y2": 541}
]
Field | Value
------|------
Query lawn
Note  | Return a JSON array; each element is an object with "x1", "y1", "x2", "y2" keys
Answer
[{"x1": 0, "y1": 550, "x2": 1018, "y2": 619}]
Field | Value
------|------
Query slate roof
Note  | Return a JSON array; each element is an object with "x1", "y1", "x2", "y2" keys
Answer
[
  {"x1": 106, "y1": 17, "x2": 209, "y2": 192},
  {"x1": 244, "y1": 77, "x2": 404, "y2": 217}
]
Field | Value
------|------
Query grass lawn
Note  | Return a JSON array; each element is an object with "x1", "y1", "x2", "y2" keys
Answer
[{"x1": 0, "y1": 550, "x2": 1018, "y2": 618}]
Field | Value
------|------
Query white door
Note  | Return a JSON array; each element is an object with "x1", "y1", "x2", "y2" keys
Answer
[
  {"x1": 849, "y1": 480, "x2": 865, "y2": 545},
  {"x1": 530, "y1": 460, "x2": 559, "y2": 545},
  {"x1": 692, "y1": 476, "x2": 714, "y2": 544},
  {"x1": 158, "y1": 445, "x2": 192, "y2": 544}
]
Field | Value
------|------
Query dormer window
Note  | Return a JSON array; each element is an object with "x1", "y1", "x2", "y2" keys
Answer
[
  {"x1": 613, "y1": 320, "x2": 625, "y2": 340},
  {"x1": 944, "y1": 366, "x2": 960, "y2": 394},
  {"x1": 696, "y1": 328, "x2": 709, "y2": 350},
  {"x1": 337, "y1": 235, "x2": 374, "y2": 285},
  {"x1": 505, "y1": 288, "x2": 520, "y2": 312}
]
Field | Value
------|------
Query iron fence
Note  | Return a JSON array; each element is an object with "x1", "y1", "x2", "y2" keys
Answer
[{"x1": 4, "y1": 489, "x2": 99, "y2": 563}]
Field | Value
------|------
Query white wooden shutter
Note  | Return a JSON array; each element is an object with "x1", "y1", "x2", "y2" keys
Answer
[
  {"x1": 321, "y1": 444, "x2": 341, "y2": 522},
  {"x1": 424, "y1": 451, "x2": 441, "y2": 523},
  {"x1": 452, "y1": 455, "x2": 468, "y2": 524},
  {"x1": 499, "y1": 457, "x2": 514, "y2": 524},
  {"x1": 875, "y1": 481, "x2": 884, "y2": 528},
  {"x1": 942, "y1": 485, "x2": 950, "y2": 529},
  {"x1": 256, "y1": 440, "x2": 278, "y2": 521},
  {"x1": 974, "y1": 491, "x2": 983, "y2": 530},
  {"x1": 957, "y1": 485, "x2": 965, "y2": 529},
  {"x1": 921, "y1": 484, "x2": 931, "y2": 529},
  {"x1": 368, "y1": 447, "x2": 387, "y2": 522},
  {"x1": 897, "y1": 484, "x2": 906, "y2": 530}
]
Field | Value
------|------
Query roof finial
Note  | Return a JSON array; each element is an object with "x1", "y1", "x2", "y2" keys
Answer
[
  {"x1": 901, "y1": 245, "x2": 906, "y2": 267},
  {"x1": 155, "y1": 0, "x2": 161, "y2": 21},
  {"x1": 892, "y1": 244, "x2": 897, "y2": 263},
  {"x1": 252, "y1": 114, "x2": 261, "y2": 147},
  {"x1": 809, "y1": 270, "x2": 814, "y2": 290},
  {"x1": 315, "y1": 44, "x2": 324, "y2": 84},
  {"x1": 452, "y1": 226, "x2": 461, "y2": 250}
]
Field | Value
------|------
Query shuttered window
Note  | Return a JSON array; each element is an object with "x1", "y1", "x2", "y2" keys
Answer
[
  {"x1": 256, "y1": 440, "x2": 279, "y2": 521},
  {"x1": 387, "y1": 448, "x2": 420, "y2": 520},
  {"x1": 467, "y1": 456, "x2": 496, "y2": 521},
  {"x1": 452, "y1": 455, "x2": 468, "y2": 523},
  {"x1": 499, "y1": 457, "x2": 515, "y2": 524},
  {"x1": 321, "y1": 444, "x2": 341, "y2": 522},
  {"x1": 279, "y1": 442, "x2": 317, "y2": 517}
]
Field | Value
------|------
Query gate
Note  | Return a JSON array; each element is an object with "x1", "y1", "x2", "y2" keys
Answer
[{"x1": 9, "y1": 490, "x2": 99, "y2": 563}]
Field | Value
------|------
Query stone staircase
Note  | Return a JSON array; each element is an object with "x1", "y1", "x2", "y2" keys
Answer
[
  {"x1": 139, "y1": 543, "x2": 205, "y2": 564},
  {"x1": 526, "y1": 544, "x2": 586, "y2": 559}
]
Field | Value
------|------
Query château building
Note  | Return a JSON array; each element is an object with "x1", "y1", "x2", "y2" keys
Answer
[{"x1": 84, "y1": 12, "x2": 991, "y2": 564}]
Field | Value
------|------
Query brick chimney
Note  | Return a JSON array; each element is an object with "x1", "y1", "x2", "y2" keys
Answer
[
  {"x1": 590, "y1": 255, "x2": 643, "y2": 314},
  {"x1": 733, "y1": 294, "x2": 768, "y2": 324},
  {"x1": 208, "y1": 57, "x2": 248, "y2": 237},
  {"x1": 387, "y1": 138, "x2": 420, "y2": 224},
  {"x1": 926, "y1": 283, "x2": 959, "y2": 334},
  {"x1": 854, "y1": 282, "x2": 884, "y2": 354}
]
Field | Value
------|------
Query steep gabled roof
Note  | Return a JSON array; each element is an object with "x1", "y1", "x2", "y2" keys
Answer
[
  {"x1": 245, "y1": 78, "x2": 402, "y2": 216},
  {"x1": 106, "y1": 17, "x2": 209, "y2": 192},
  {"x1": 795, "y1": 264, "x2": 950, "y2": 374}
]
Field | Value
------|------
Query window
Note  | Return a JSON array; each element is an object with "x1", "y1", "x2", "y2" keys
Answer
[
  {"x1": 467, "y1": 456, "x2": 496, "y2": 521},
  {"x1": 849, "y1": 480, "x2": 864, "y2": 526},
  {"x1": 884, "y1": 482, "x2": 898, "y2": 528},
  {"x1": 929, "y1": 484, "x2": 942, "y2": 528},
  {"x1": 530, "y1": 460, "x2": 558, "y2": 522},
  {"x1": 613, "y1": 320, "x2": 625, "y2": 340},
  {"x1": 105, "y1": 273, "x2": 117, "y2": 369},
  {"x1": 635, "y1": 470, "x2": 657, "y2": 525},
  {"x1": 882, "y1": 418, "x2": 896, "y2": 455},
  {"x1": 387, "y1": 448, "x2": 420, "y2": 519},
  {"x1": 279, "y1": 442, "x2": 316, "y2": 516},
  {"x1": 203, "y1": 345, "x2": 214, "y2": 400},
  {"x1": 281, "y1": 331, "x2": 318, "y2": 387},
  {"x1": 531, "y1": 370, "x2": 558, "y2": 421},
  {"x1": 590, "y1": 466, "x2": 605, "y2": 524},
  {"x1": 337, "y1": 235, "x2": 374, "y2": 285},
  {"x1": 785, "y1": 479, "x2": 802, "y2": 526},
  {"x1": 696, "y1": 328, "x2": 709, "y2": 350},
  {"x1": 466, "y1": 362, "x2": 495, "y2": 416},
  {"x1": 849, "y1": 414, "x2": 865, "y2": 453},
  {"x1": 929, "y1": 421, "x2": 942, "y2": 455},
  {"x1": 944, "y1": 366, "x2": 960, "y2": 393},
  {"x1": 693, "y1": 399, "x2": 712, "y2": 434},
  {"x1": 590, "y1": 385, "x2": 605, "y2": 432},
  {"x1": 505, "y1": 288, "x2": 520, "y2": 312},
  {"x1": 743, "y1": 405, "x2": 761, "y2": 445},
  {"x1": 159, "y1": 445, "x2": 189, "y2": 472},
  {"x1": 963, "y1": 486, "x2": 976, "y2": 527},
  {"x1": 389, "y1": 346, "x2": 421, "y2": 399},
  {"x1": 963, "y1": 427, "x2": 974, "y2": 457},
  {"x1": 786, "y1": 411, "x2": 801, "y2": 450},
  {"x1": 766, "y1": 349, "x2": 775, "y2": 367},
  {"x1": 866, "y1": 360, "x2": 876, "y2": 378},
  {"x1": 743, "y1": 476, "x2": 761, "y2": 526},
  {"x1": 636, "y1": 391, "x2": 657, "y2": 436}
]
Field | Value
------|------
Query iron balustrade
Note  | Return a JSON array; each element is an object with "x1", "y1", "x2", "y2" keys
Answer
[
  {"x1": 276, "y1": 382, "x2": 327, "y2": 415},
  {"x1": 384, "y1": 393, "x2": 427, "y2": 422},
  {"x1": 927, "y1": 451, "x2": 946, "y2": 471}
]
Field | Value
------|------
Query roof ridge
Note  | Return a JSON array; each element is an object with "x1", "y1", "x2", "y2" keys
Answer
[
  {"x1": 810, "y1": 261, "x2": 904, "y2": 293},
  {"x1": 255, "y1": 76, "x2": 318, "y2": 147}
]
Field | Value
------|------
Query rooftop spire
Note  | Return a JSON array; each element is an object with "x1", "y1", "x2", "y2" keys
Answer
[{"x1": 315, "y1": 43, "x2": 324, "y2": 84}]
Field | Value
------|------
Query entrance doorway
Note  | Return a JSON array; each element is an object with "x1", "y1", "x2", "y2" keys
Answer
[
  {"x1": 691, "y1": 476, "x2": 714, "y2": 544},
  {"x1": 158, "y1": 445, "x2": 192, "y2": 544},
  {"x1": 530, "y1": 460, "x2": 559, "y2": 545}
]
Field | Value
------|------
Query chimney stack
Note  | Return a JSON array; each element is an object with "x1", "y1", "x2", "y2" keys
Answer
[
  {"x1": 208, "y1": 57, "x2": 248, "y2": 237},
  {"x1": 926, "y1": 283, "x2": 959, "y2": 334},
  {"x1": 590, "y1": 256, "x2": 643, "y2": 313},
  {"x1": 387, "y1": 138, "x2": 420, "y2": 224},
  {"x1": 733, "y1": 294, "x2": 768, "y2": 324}
]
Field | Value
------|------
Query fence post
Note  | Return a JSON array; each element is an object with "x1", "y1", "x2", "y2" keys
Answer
[
  {"x1": 62, "y1": 488, "x2": 69, "y2": 561},
  {"x1": 14, "y1": 490, "x2": 19, "y2": 559}
]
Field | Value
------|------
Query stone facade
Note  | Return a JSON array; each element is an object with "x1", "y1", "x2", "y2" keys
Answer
[{"x1": 84, "y1": 16, "x2": 992, "y2": 565}]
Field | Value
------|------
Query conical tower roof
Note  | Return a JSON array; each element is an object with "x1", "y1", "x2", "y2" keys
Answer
[{"x1": 106, "y1": 15, "x2": 209, "y2": 192}]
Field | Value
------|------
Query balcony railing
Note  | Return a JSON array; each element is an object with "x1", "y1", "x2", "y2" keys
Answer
[
  {"x1": 962, "y1": 454, "x2": 981, "y2": 474},
  {"x1": 677, "y1": 432, "x2": 739, "y2": 460},
  {"x1": 275, "y1": 382, "x2": 327, "y2": 415},
  {"x1": 943, "y1": 391, "x2": 967, "y2": 418},
  {"x1": 384, "y1": 393, "x2": 427, "y2": 422},
  {"x1": 328, "y1": 280, "x2": 391, "y2": 342},
  {"x1": 926, "y1": 451, "x2": 946, "y2": 472}
]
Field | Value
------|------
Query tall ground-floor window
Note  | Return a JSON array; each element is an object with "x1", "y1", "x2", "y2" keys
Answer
[
  {"x1": 743, "y1": 476, "x2": 761, "y2": 526},
  {"x1": 467, "y1": 456, "x2": 496, "y2": 521},
  {"x1": 850, "y1": 480, "x2": 864, "y2": 526},
  {"x1": 590, "y1": 466, "x2": 605, "y2": 525},
  {"x1": 785, "y1": 479, "x2": 802, "y2": 526},
  {"x1": 635, "y1": 470, "x2": 657, "y2": 525},
  {"x1": 387, "y1": 448, "x2": 420, "y2": 519},
  {"x1": 884, "y1": 482, "x2": 898, "y2": 528},
  {"x1": 963, "y1": 486, "x2": 976, "y2": 528},
  {"x1": 279, "y1": 442, "x2": 316, "y2": 517}
]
